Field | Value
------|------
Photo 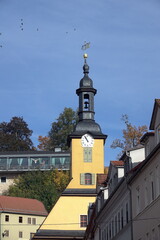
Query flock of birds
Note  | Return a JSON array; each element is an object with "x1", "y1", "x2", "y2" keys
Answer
[
  {"x1": 0, "y1": 19, "x2": 90, "y2": 51},
  {"x1": 0, "y1": 19, "x2": 40, "y2": 49}
]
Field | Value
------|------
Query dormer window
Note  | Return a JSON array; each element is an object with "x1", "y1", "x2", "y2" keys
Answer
[{"x1": 156, "y1": 125, "x2": 160, "y2": 144}]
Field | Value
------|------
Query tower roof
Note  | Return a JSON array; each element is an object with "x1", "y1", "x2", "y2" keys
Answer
[{"x1": 80, "y1": 56, "x2": 93, "y2": 88}]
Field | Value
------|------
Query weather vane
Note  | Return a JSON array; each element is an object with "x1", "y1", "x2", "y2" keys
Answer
[{"x1": 81, "y1": 41, "x2": 90, "y2": 51}]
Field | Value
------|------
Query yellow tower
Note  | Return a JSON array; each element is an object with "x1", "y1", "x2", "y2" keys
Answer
[{"x1": 33, "y1": 55, "x2": 107, "y2": 240}]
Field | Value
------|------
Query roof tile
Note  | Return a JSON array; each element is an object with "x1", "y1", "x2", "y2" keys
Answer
[
  {"x1": 0, "y1": 196, "x2": 48, "y2": 216},
  {"x1": 111, "y1": 161, "x2": 124, "y2": 166}
]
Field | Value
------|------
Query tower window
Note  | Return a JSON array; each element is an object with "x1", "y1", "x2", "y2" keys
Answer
[
  {"x1": 80, "y1": 173, "x2": 95, "y2": 185},
  {"x1": 85, "y1": 173, "x2": 92, "y2": 185},
  {"x1": 83, "y1": 94, "x2": 89, "y2": 110},
  {"x1": 80, "y1": 215, "x2": 87, "y2": 227},
  {"x1": 84, "y1": 148, "x2": 92, "y2": 162}
]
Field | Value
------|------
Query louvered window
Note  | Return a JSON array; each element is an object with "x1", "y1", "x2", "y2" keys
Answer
[
  {"x1": 80, "y1": 173, "x2": 95, "y2": 185},
  {"x1": 84, "y1": 148, "x2": 92, "y2": 162}
]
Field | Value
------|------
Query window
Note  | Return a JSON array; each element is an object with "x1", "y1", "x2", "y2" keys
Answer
[
  {"x1": 146, "y1": 232, "x2": 149, "y2": 240},
  {"x1": 19, "y1": 216, "x2": 23, "y2": 223},
  {"x1": 32, "y1": 218, "x2": 36, "y2": 225},
  {"x1": 1, "y1": 176, "x2": 6, "y2": 183},
  {"x1": 115, "y1": 215, "x2": 117, "y2": 235},
  {"x1": 144, "y1": 177, "x2": 149, "y2": 207},
  {"x1": 118, "y1": 212, "x2": 120, "y2": 232},
  {"x1": 126, "y1": 203, "x2": 129, "y2": 224},
  {"x1": 85, "y1": 173, "x2": 92, "y2": 185},
  {"x1": 19, "y1": 231, "x2": 23, "y2": 238},
  {"x1": 5, "y1": 215, "x2": 9, "y2": 222},
  {"x1": 109, "y1": 222, "x2": 111, "y2": 239},
  {"x1": 121, "y1": 209, "x2": 124, "y2": 229},
  {"x1": 28, "y1": 217, "x2": 31, "y2": 224},
  {"x1": 106, "y1": 225, "x2": 109, "y2": 240},
  {"x1": 136, "y1": 186, "x2": 140, "y2": 214},
  {"x1": 111, "y1": 219, "x2": 114, "y2": 237},
  {"x1": 83, "y1": 94, "x2": 89, "y2": 110},
  {"x1": 150, "y1": 172, "x2": 155, "y2": 201},
  {"x1": 80, "y1": 173, "x2": 95, "y2": 185},
  {"x1": 84, "y1": 148, "x2": 92, "y2": 162},
  {"x1": 158, "y1": 224, "x2": 160, "y2": 240},
  {"x1": 80, "y1": 215, "x2": 87, "y2": 227},
  {"x1": 152, "y1": 228, "x2": 155, "y2": 240}
]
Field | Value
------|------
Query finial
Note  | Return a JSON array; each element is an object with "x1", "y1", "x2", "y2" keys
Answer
[
  {"x1": 83, "y1": 53, "x2": 89, "y2": 74},
  {"x1": 83, "y1": 53, "x2": 88, "y2": 59},
  {"x1": 83, "y1": 53, "x2": 88, "y2": 65}
]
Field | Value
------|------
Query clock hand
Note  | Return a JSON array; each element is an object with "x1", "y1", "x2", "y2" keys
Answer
[{"x1": 85, "y1": 136, "x2": 89, "y2": 142}]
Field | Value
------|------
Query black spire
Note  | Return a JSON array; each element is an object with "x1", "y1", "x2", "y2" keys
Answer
[
  {"x1": 77, "y1": 54, "x2": 96, "y2": 121},
  {"x1": 68, "y1": 54, "x2": 107, "y2": 142}
]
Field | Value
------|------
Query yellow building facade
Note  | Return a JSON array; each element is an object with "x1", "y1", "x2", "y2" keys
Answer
[
  {"x1": 0, "y1": 195, "x2": 47, "y2": 240},
  {"x1": 33, "y1": 55, "x2": 107, "y2": 240}
]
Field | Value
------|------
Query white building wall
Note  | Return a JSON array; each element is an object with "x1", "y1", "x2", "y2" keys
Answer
[
  {"x1": 97, "y1": 182, "x2": 131, "y2": 240},
  {"x1": 0, "y1": 173, "x2": 18, "y2": 194},
  {"x1": 130, "y1": 148, "x2": 145, "y2": 166},
  {"x1": 131, "y1": 149, "x2": 160, "y2": 240},
  {"x1": 118, "y1": 168, "x2": 124, "y2": 180}
]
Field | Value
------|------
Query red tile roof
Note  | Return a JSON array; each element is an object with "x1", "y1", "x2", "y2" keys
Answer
[
  {"x1": 0, "y1": 196, "x2": 48, "y2": 216},
  {"x1": 97, "y1": 174, "x2": 108, "y2": 186},
  {"x1": 111, "y1": 161, "x2": 124, "y2": 166}
]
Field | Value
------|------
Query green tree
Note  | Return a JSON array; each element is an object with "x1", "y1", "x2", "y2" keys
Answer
[
  {"x1": 4, "y1": 170, "x2": 70, "y2": 212},
  {"x1": 111, "y1": 114, "x2": 148, "y2": 155},
  {"x1": 0, "y1": 117, "x2": 34, "y2": 151},
  {"x1": 37, "y1": 108, "x2": 78, "y2": 151}
]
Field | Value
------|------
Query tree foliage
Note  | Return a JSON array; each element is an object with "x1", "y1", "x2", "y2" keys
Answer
[
  {"x1": 4, "y1": 169, "x2": 70, "y2": 212},
  {"x1": 0, "y1": 117, "x2": 34, "y2": 151},
  {"x1": 38, "y1": 108, "x2": 78, "y2": 151},
  {"x1": 111, "y1": 114, "x2": 148, "y2": 153},
  {"x1": 37, "y1": 136, "x2": 51, "y2": 151}
]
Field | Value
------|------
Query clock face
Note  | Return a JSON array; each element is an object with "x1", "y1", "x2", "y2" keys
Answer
[{"x1": 81, "y1": 134, "x2": 94, "y2": 147}]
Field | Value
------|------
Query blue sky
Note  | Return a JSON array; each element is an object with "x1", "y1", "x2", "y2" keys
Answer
[{"x1": 0, "y1": 0, "x2": 160, "y2": 165}]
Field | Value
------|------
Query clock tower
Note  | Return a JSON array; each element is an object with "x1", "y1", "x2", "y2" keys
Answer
[
  {"x1": 34, "y1": 55, "x2": 107, "y2": 240},
  {"x1": 67, "y1": 54, "x2": 107, "y2": 189}
]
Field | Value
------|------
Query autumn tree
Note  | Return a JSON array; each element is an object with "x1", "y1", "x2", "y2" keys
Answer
[
  {"x1": 37, "y1": 108, "x2": 78, "y2": 151},
  {"x1": 111, "y1": 114, "x2": 148, "y2": 155},
  {"x1": 0, "y1": 117, "x2": 34, "y2": 151},
  {"x1": 4, "y1": 169, "x2": 70, "y2": 212},
  {"x1": 37, "y1": 136, "x2": 51, "y2": 151}
]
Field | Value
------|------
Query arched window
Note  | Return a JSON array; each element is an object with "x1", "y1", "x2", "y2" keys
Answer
[
  {"x1": 83, "y1": 94, "x2": 89, "y2": 110},
  {"x1": 80, "y1": 173, "x2": 95, "y2": 185},
  {"x1": 85, "y1": 173, "x2": 92, "y2": 185}
]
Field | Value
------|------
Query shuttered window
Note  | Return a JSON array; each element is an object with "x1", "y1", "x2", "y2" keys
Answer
[
  {"x1": 80, "y1": 173, "x2": 95, "y2": 185},
  {"x1": 84, "y1": 148, "x2": 92, "y2": 162},
  {"x1": 80, "y1": 215, "x2": 87, "y2": 227}
]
